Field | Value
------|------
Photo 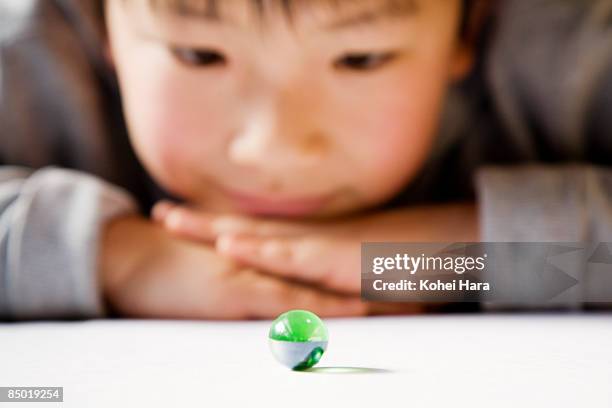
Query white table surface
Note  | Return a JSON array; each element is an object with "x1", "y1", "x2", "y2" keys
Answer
[{"x1": 1, "y1": 314, "x2": 611, "y2": 408}]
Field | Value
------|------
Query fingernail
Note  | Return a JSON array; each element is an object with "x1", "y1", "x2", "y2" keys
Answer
[
  {"x1": 217, "y1": 235, "x2": 259, "y2": 256},
  {"x1": 165, "y1": 209, "x2": 185, "y2": 230},
  {"x1": 151, "y1": 201, "x2": 175, "y2": 222},
  {"x1": 216, "y1": 235, "x2": 235, "y2": 254}
]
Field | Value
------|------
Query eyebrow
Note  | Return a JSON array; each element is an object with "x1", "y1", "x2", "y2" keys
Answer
[
  {"x1": 150, "y1": 0, "x2": 221, "y2": 20},
  {"x1": 151, "y1": 0, "x2": 420, "y2": 29},
  {"x1": 324, "y1": 2, "x2": 420, "y2": 30}
]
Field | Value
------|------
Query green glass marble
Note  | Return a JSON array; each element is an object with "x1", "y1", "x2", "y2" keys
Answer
[{"x1": 268, "y1": 310, "x2": 329, "y2": 370}]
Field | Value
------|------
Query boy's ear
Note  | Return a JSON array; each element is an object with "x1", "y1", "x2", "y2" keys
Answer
[
  {"x1": 103, "y1": 42, "x2": 115, "y2": 69},
  {"x1": 449, "y1": 43, "x2": 475, "y2": 82},
  {"x1": 449, "y1": 0, "x2": 492, "y2": 82}
]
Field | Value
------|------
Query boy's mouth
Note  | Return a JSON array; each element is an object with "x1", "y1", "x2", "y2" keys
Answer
[{"x1": 222, "y1": 187, "x2": 332, "y2": 217}]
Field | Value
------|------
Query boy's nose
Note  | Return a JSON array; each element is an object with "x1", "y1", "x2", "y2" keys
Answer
[{"x1": 227, "y1": 99, "x2": 330, "y2": 172}]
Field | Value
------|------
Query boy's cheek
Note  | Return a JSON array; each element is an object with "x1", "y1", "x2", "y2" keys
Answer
[
  {"x1": 337, "y1": 89, "x2": 442, "y2": 204},
  {"x1": 123, "y1": 74, "x2": 234, "y2": 195},
  {"x1": 356, "y1": 136, "x2": 433, "y2": 205}
]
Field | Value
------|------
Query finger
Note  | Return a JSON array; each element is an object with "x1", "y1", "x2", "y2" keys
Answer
[
  {"x1": 366, "y1": 302, "x2": 427, "y2": 316},
  {"x1": 162, "y1": 207, "x2": 218, "y2": 242},
  {"x1": 212, "y1": 215, "x2": 314, "y2": 237},
  {"x1": 217, "y1": 234, "x2": 361, "y2": 293},
  {"x1": 158, "y1": 206, "x2": 314, "y2": 242},
  {"x1": 237, "y1": 269, "x2": 367, "y2": 319}
]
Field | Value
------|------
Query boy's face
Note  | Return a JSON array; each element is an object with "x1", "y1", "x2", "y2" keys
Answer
[{"x1": 106, "y1": 0, "x2": 470, "y2": 217}]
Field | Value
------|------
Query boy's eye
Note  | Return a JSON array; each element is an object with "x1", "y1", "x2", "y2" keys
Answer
[
  {"x1": 334, "y1": 52, "x2": 397, "y2": 72},
  {"x1": 170, "y1": 47, "x2": 227, "y2": 67}
]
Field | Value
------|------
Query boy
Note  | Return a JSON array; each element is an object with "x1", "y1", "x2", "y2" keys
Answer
[{"x1": 0, "y1": 0, "x2": 610, "y2": 320}]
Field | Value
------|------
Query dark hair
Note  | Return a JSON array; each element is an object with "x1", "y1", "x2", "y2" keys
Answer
[{"x1": 96, "y1": 0, "x2": 478, "y2": 39}]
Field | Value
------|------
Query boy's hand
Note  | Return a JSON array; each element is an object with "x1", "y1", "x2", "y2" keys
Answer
[
  {"x1": 151, "y1": 202, "x2": 478, "y2": 296},
  {"x1": 100, "y1": 216, "x2": 367, "y2": 320}
]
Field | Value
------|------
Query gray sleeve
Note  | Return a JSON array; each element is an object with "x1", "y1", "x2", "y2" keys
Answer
[
  {"x1": 0, "y1": 166, "x2": 138, "y2": 320},
  {"x1": 485, "y1": 0, "x2": 612, "y2": 161},
  {"x1": 474, "y1": 0, "x2": 612, "y2": 310},
  {"x1": 476, "y1": 165, "x2": 612, "y2": 309}
]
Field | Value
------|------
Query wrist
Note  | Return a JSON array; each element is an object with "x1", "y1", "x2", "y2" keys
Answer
[{"x1": 99, "y1": 215, "x2": 165, "y2": 314}]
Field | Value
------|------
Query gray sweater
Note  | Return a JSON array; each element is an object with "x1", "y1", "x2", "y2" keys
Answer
[{"x1": 0, "y1": 0, "x2": 611, "y2": 319}]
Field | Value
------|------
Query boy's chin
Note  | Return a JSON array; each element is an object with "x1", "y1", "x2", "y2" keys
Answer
[{"x1": 184, "y1": 196, "x2": 368, "y2": 220}]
